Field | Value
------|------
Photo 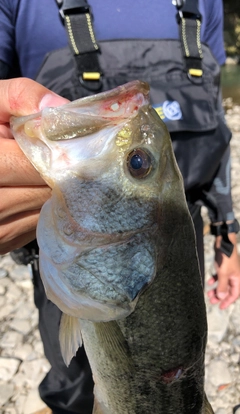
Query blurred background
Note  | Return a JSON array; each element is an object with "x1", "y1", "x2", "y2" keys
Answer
[{"x1": 222, "y1": 0, "x2": 240, "y2": 104}]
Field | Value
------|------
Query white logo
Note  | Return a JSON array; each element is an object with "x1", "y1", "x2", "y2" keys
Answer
[{"x1": 162, "y1": 101, "x2": 182, "y2": 121}]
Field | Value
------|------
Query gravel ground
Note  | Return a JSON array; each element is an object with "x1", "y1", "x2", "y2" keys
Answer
[{"x1": 0, "y1": 104, "x2": 240, "y2": 414}]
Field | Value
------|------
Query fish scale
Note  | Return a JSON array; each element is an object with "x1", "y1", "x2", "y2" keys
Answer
[{"x1": 11, "y1": 81, "x2": 214, "y2": 413}]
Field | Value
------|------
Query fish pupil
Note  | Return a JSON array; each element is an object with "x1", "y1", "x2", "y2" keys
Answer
[
  {"x1": 126, "y1": 148, "x2": 153, "y2": 179},
  {"x1": 130, "y1": 154, "x2": 143, "y2": 170}
]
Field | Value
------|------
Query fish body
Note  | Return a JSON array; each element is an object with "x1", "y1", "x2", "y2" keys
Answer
[{"x1": 11, "y1": 81, "x2": 213, "y2": 413}]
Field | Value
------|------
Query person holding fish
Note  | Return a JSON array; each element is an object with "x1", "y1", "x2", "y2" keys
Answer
[{"x1": 0, "y1": 0, "x2": 240, "y2": 413}]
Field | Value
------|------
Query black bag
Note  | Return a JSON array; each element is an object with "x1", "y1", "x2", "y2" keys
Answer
[{"x1": 36, "y1": 0, "x2": 231, "y2": 193}]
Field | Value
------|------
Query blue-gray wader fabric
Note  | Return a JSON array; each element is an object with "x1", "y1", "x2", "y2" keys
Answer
[{"x1": 28, "y1": 8, "x2": 230, "y2": 412}]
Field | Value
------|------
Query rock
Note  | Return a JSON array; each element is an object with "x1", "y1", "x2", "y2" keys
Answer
[
  {"x1": 230, "y1": 299, "x2": 240, "y2": 334},
  {"x1": 0, "y1": 254, "x2": 16, "y2": 270},
  {"x1": 11, "y1": 371, "x2": 28, "y2": 390},
  {"x1": 0, "y1": 277, "x2": 13, "y2": 288},
  {"x1": 207, "y1": 304, "x2": 232, "y2": 343},
  {"x1": 3, "y1": 407, "x2": 18, "y2": 414},
  {"x1": 16, "y1": 279, "x2": 33, "y2": 290},
  {"x1": 33, "y1": 341, "x2": 44, "y2": 357},
  {"x1": 230, "y1": 353, "x2": 239, "y2": 364},
  {"x1": 1, "y1": 343, "x2": 34, "y2": 361},
  {"x1": 21, "y1": 389, "x2": 47, "y2": 414},
  {"x1": 0, "y1": 267, "x2": 8, "y2": 279},
  {"x1": 11, "y1": 305, "x2": 32, "y2": 320},
  {"x1": 205, "y1": 380, "x2": 217, "y2": 398},
  {"x1": 14, "y1": 393, "x2": 27, "y2": 414},
  {"x1": 6, "y1": 283, "x2": 22, "y2": 302},
  {"x1": 0, "y1": 304, "x2": 15, "y2": 320},
  {"x1": 232, "y1": 335, "x2": 240, "y2": 353},
  {"x1": 10, "y1": 265, "x2": 30, "y2": 282},
  {"x1": 18, "y1": 359, "x2": 50, "y2": 389},
  {"x1": 0, "y1": 358, "x2": 20, "y2": 381},
  {"x1": 0, "y1": 295, "x2": 6, "y2": 307},
  {"x1": 207, "y1": 359, "x2": 233, "y2": 388},
  {"x1": 216, "y1": 409, "x2": 228, "y2": 414},
  {"x1": 12, "y1": 344, "x2": 33, "y2": 361},
  {"x1": 9, "y1": 318, "x2": 32, "y2": 335},
  {"x1": 0, "y1": 381, "x2": 15, "y2": 406},
  {"x1": 0, "y1": 331, "x2": 23, "y2": 348}
]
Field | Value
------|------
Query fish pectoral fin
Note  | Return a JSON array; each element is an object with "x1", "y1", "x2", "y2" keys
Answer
[
  {"x1": 59, "y1": 313, "x2": 82, "y2": 366},
  {"x1": 203, "y1": 393, "x2": 214, "y2": 414}
]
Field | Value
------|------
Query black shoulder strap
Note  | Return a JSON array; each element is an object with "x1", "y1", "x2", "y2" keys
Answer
[
  {"x1": 174, "y1": 0, "x2": 203, "y2": 77},
  {"x1": 56, "y1": 0, "x2": 102, "y2": 91}
]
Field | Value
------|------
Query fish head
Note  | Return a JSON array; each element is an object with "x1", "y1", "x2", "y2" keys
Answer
[{"x1": 11, "y1": 81, "x2": 185, "y2": 322}]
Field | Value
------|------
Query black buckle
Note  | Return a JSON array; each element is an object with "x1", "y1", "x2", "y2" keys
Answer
[
  {"x1": 176, "y1": 10, "x2": 202, "y2": 24},
  {"x1": 175, "y1": 0, "x2": 202, "y2": 23},
  {"x1": 59, "y1": 0, "x2": 90, "y2": 21},
  {"x1": 172, "y1": 0, "x2": 185, "y2": 10}
]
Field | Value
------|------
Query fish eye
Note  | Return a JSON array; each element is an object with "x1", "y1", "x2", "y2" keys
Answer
[{"x1": 126, "y1": 148, "x2": 153, "y2": 179}]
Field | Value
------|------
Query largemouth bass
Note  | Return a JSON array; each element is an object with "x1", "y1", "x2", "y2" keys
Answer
[{"x1": 11, "y1": 81, "x2": 213, "y2": 414}]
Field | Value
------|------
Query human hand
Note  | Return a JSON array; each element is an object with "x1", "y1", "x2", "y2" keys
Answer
[
  {"x1": 0, "y1": 78, "x2": 68, "y2": 254},
  {"x1": 207, "y1": 232, "x2": 240, "y2": 309}
]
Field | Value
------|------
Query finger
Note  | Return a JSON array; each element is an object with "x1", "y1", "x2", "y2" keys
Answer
[
  {"x1": 219, "y1": 278, "x2": 240, "y2": 309},
  {"x1": 0, "y1": 230, "x2": 37, "y2": 255},
  {"x1": 0, "y1": 210, "x2": 40, "y2": 255},
  {"x1": 0, "y1": 186, "x2": 51, "y2": 220},
  {"x1": 207, "y1": 276, "x2": 217, "y2": 286},
  {"x1": 207, "y1": 290, "x2": 215, "y2": 299},
  {"x1": 0, "y1": 139, "x2": 46, "y2": 185},
  {"x1": 216, "y1": 276, "x2": 229, "y2": 301},
  {"x1": 207, "y1": 289, "x2": 220, "y2": 303},
  {"x1": 220, "y1": 294, "x2": 238, "y2": 310},
  {"x1": 0, "y1": 78, "x2": 69, "y2": 122},
  {"x1": 209, "y1": 296, "x2": 220, "y2": 305},
  {"x1": 0, "y1": 124, "x2": 14, "y2": 139}
]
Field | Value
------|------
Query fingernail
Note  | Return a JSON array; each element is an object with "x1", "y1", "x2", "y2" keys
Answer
[
  {"x1": 39, "y1": 93, "x2": 69, "y2": 110},
  {"x1": 217, "y1": 292, "x2": 227, "y2": 300}
]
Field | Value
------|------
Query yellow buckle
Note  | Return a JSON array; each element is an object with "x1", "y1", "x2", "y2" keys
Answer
[
  {"x1": 188, "y1": 68, "x2": 203, "y2": 77},
  {"x1": 82, "y1": 72, "x2": 101, "y2": 81}
]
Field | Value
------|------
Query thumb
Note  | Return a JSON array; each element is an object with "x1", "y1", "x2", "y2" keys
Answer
[{"x1": 0, "y1": 77, "x2": 69, "y2": 122}]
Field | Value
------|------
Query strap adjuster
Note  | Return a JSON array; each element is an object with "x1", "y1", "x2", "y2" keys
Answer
[
  {"x1": 59, "y1": 0, "x2": 90, "y2": 21},
  {"x1": 174, "y1": 0, "x2": 202, "y2": 23},
  {"x1": 79, "y1": 73, "x2": 103, "y2": 92}
]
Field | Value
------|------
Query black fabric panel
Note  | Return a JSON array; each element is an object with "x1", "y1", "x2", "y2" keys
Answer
[{"x1": 0, "y1": 60, "x2": 10, "y2": 79}]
